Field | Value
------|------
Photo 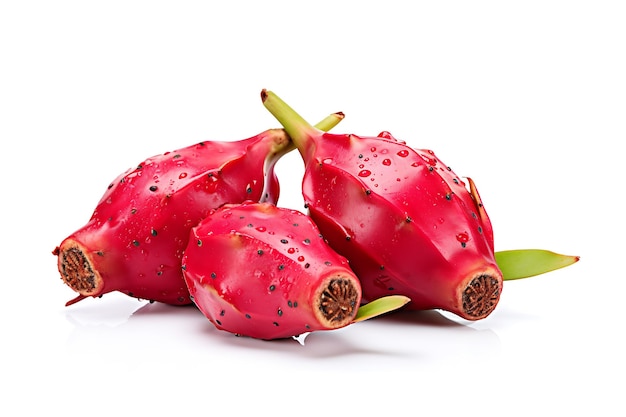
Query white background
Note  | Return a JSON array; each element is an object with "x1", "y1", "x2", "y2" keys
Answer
[{"x1": 1, "y1": 1, "x2": 624, "y2": 415}]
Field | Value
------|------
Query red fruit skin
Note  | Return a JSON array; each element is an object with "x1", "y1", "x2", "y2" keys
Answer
[
  {"x1": 301, "y1": 131, "x2": 502, "y2": 320},
  {"x1": 181, "y1": 201, "x2": 362, "y2": 340},
  {"x1": 54, "y1": 129, "x2": 292, "y2": 306}
]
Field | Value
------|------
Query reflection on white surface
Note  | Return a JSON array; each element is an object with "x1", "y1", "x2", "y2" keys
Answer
[{"x1": 62, "y1": 292, "x2": 502, "y2": 371}]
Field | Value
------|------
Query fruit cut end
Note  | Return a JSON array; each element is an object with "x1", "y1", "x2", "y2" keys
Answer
[
  {"x1": 56, "y1": 241, "x2": 104, "y2": 304},
  {"x1": 460, "y1": 273, "x2": 502, "y2": 320},
  {"x1": 314, "y1": 275, "x2": 361, "y2": 329}
]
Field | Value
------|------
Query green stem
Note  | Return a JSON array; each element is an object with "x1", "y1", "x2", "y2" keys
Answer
[
  {"x1": 261, "y1": 89, "x2": 321, "y2": 161},
  {"x1": 495, "y1": 249, "x2": 580, "y2": 280},
  {"x1": 313, "y1": 111, "x2": 344, "y2": 132}
]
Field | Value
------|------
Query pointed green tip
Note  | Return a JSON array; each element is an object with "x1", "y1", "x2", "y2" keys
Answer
[
  {"x1": 495, "y1": 249, "x2": 580, "y2": 281},
  {"x1": 353, "y1": 295, "x2": 411, "y2": 323}
]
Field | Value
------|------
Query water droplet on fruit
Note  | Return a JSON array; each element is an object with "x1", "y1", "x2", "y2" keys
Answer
[
  {"x1": 179, "y1": 172, "x2": 187, "y2": 179},
  {"x1": 358, "y1": 169, "x2": 372, "y2": 177},
  {"x1": 322, "y1": 158, "x2": 333, "y2": 164},
  {"x1": 397, "y1": 150, "x2": 409, "y2": 157},
  {"x1": 382, "y1": 159, "x2": 391, "y2": 166},
  {"x1": 370, "y1": 147, "x2": 377, "y2": 152},
  {"x1": 420, "y1": 154, "x2": 437, "y2": 166},
  {"x1": 456, "y1": 232, "x2": 469, "y2": 243},
  {"x1": 256, "y1": 226, "x2": 267, "y2": 232},
  {"x1": 288, "y1": 248, "x2": 296, "y2": 254},
  {"x1": 358, "y1": 164, "x2": 364, "y2": 169},
  {"x1": 377, "y1": 131, "x2": 394, "y2": 139},
  {"x1": 297, "y1": 256, "x2": 305, "y2": 262}
]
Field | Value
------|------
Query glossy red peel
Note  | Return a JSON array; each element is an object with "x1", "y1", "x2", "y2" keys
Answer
[
  {"x1": 53, "y1": 115, "x2": 344, "y2": 306},
  {"x1": 262, "y1": 89, "x2": 502, "y2": 320}
]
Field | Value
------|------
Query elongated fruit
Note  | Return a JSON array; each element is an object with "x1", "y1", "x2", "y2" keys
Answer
[
  {"x1": 262, "y1": 90, "x2": 503, "y2": 320},
  {"x1": 181, "y1": 201, "x2": 364, "y2": 339},
  {"x1": 53, "y1": 114, "x2": 343, "y2": 306}
]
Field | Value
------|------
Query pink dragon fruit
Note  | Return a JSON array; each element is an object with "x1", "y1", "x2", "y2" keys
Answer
[
  {"x1": 261, "y1": 89, "x2": 503, "y2": 321},
  {"x1": 181, "y1": 201, "x2": 365, "y2": 339},
  {"x1": 53, "y1": 114, "x2": 343, "y2": 307}
]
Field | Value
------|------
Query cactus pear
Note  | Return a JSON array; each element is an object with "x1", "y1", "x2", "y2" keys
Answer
[
  {"x1": 53, "y1": 114, "x2": 344, "y2": 306},
  {"x1": 262, "y1": 90, "x2": 503, "y2": 321},
  {"x1": 181, "y1": 201, "x2": 364, "y2": 339}
]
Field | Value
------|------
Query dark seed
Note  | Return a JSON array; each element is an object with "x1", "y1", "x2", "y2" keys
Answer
[
  {"x1": 151, "y1": 229, "x2": 157, "y2": 236},
  {"x1": 211, "y1": 272, "x2": 217, "y2": 279},
  {"x1": 245, "y1": 314, "x2": 251, "y2": 319},
  {"x1": 216, "y1": 320, "x2": 222, "y2": 325},
  {"x1": 277, "y1": 308, "x2": 283, "y2": 316},
  {"x1": 280, "y1": 239, "x2": 288, "y2": 244},
  {"x1": 257, "y1": 249, "x2": 264, "y2": 255},
  {"x1": 220, "y1": 310, "x2": 225, "y2": 316},
  {"x1": 197, "y1": 239, "x2": 202, "y2": 246},
  {"x1": 278, "y1": 264, "x2": 285, "y2": 270},
  {"x1": 273, "y1": 322, "x2": 279, "y2": 326},
  {"x1": 149, "y1": 185, "x2": 158, "y2": 192},
  {"x1": 132, "y1": 240, "x2": 139, "y2": 247},
  {"x1": 269, "y1": 285, "x2": 276, "y2": 291}
]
